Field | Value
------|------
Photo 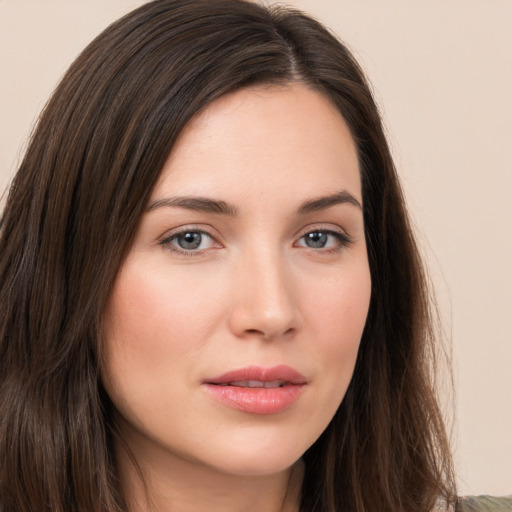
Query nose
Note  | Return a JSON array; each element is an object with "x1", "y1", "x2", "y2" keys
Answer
[{"x1": 227, "y1": 247, "x2": 300, "y2": 341}]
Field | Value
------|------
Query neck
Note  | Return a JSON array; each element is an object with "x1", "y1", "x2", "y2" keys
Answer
[{"x1": 115, "y1": 440, "x2": 303, "y2": 512}]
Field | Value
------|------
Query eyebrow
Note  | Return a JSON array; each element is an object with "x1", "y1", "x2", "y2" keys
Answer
[
  {"x1": 147, "y1": 196, "x2": 239, "y2": 216},
  {"x1": 147, "y1": 190, "x2": 361, "y2": 216},
  {"x1": 296, "y1": 190, "x2": 362, "y2": 214}
]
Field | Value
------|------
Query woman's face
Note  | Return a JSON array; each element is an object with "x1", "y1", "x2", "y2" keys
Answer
[{"x1": 102, "y1": 84, "x2": 371, "y2": 477}]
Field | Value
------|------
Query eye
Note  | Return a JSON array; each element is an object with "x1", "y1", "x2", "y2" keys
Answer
[
  {"x1": 160, "y1": 229, "x2": 218, "y2": 254},
  {"x1": 296, "y1": 229, "x2": 352, "y2": 250}
]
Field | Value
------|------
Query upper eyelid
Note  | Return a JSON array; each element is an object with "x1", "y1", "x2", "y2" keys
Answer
[
  {"x1": 295, "y1": 223, "x2": 352, "y2": 239},
  {"x1": 159, "y1": 225, "x2": 219, "y2": 242},
  {"x1": 160, "y1": 223, "x2": 348, "y2": 236},
  {"x1": 159, "y1": 228, "x2": 221, "y2": 257},
  {"x1": 295, "y1": 230, "x2": 353, "y2": 246},
  {"x1": 158, "y1": 223, "x2": 353, "y2": 246}
]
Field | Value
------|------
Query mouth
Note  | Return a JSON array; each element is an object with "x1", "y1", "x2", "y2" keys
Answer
[
  {"x1": 214, "y1": 380, "x2": 288, "y2": 388},
  {"x1": 202, "y1": 365, "x2": 307, "y2": 415},
  {"x1": 204, "y1": 365, "x2": 307, "y2": 386}
]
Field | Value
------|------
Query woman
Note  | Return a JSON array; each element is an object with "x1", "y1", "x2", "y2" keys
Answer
[{"x1": 0, "y1": 1, "x2": 507, "y2": 511}]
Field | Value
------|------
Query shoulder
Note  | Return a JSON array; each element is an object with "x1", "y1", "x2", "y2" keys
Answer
[{"x1": 457, "y1": 495, "x2": 512, "y2": 512}]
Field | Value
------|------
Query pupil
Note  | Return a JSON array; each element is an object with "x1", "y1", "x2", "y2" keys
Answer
[
  {"x1": 178, "y1": 232, "x2": 201, "y2": 250},
  {"x1": 306, "y1": 231, "x2": 327, "y2": 248}
]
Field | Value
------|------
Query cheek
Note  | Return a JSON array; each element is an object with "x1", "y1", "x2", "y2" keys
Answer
[
  {"x1": 104, "y1": 261, "x2": 217, "y2": 353},
  {"x1": 304, "y1": 257, "x2": 371, "y2": 339},
  {"x1": 301, "y1": 262, "x2": 371, "y2": 395},
  {"x1": 100, "y1": 260, "x2": 222, "y2": 405}
]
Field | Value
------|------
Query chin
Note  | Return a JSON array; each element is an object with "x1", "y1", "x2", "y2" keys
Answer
[
  {"x1": 211, "y1": 454, "x2": 301, "y2": 478},
  {"x1": 193, "y1": 429, "x2": 311, "y2": 478}
]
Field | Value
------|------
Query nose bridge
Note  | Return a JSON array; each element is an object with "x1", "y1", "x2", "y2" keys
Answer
[{"x1": 229, "y1": 240, "x2": 298, "y2": 340}]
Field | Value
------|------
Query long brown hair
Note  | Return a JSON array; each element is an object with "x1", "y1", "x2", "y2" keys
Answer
[{"x1": 0, "y1": 1, "x2": 456, "y2": 511}]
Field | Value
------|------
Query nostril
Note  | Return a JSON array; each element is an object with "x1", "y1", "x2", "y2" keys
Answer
[
  {"x1": 243, "y1": 327, "x2": 295, "y2": 341},
  {"x1": 246, "y1": 329, "x2": 263, "y2": 336},
  {"x1": 245, "y1": 329, "x2": 269, "y2": 340}
]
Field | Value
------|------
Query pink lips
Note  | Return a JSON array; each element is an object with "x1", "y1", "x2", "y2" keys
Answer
[{"x1": 202, "y1": 365, "x2": 307, "y2": 415}]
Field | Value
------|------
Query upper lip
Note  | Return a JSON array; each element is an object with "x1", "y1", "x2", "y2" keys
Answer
[{"x1": 204, "y1": 365, "x2": 307, "y2": 385}]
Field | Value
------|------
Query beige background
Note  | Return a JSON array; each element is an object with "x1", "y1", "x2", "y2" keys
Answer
[{"x1": 1, "y1": 0, "x2": 510, "y2": 497}]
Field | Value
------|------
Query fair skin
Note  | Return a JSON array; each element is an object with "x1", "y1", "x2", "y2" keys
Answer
[{"x1": 102, "y1": 83, "x2": 372, "y2": 512}]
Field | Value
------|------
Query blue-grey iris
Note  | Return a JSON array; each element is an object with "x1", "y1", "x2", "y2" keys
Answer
[
  {"x1": 177, "y1": 232, "x2": 202, "y2": 250},
  {"x1": 305, "y1": 231, "x2": 328, "y2": 248}
]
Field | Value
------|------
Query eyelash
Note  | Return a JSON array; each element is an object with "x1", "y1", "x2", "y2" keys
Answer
[
  {"x1": 159, "y1": 227, "x2": 218, "y2": 257},
  {"x1": 294, "y1": 228, "x2": 353, "y2": 253},
  {"x1": 159, "y1": 225, "x2": 353, "y2": 257}
]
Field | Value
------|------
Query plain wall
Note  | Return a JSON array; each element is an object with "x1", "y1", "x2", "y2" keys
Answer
[{"x1": 1, "y1": 0, "x2": 511, "y2": 497}]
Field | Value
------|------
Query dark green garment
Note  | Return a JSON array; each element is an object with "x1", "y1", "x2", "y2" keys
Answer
[{"x1": 458, "y1": 495, "x2": 512, "y2": 511}]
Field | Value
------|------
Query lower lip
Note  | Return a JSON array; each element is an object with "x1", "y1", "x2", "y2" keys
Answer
[{"x1": 202, "y1": 383, "x2": 305, "y2": 415}]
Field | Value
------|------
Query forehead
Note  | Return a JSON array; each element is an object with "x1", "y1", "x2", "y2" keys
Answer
[{"x1": 152, "y1": 84, "x2": 361, "y2": 205}]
